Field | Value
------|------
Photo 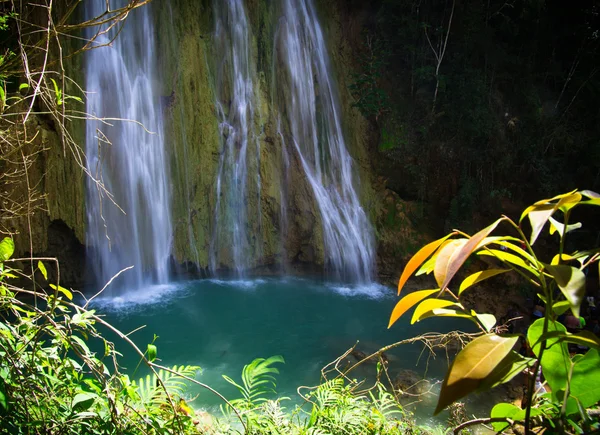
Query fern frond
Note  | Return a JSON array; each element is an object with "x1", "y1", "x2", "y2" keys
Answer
[
  {"x1": 132, "y1": 364, "x2": 200, "y2": 409},
  {"x1": 223, "y1": 355, "x2": 284, "y2": 408}
]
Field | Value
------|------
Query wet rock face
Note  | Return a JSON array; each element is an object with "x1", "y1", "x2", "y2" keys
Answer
[{"x1": 44, "y1": 220, "x2": 86, "y2": 289}]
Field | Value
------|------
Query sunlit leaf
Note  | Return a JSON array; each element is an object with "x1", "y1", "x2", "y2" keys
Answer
[
  {"x1": 37, "y1": 261, "x2": 48, "y2": 280},
  {"x1": 474, "y1": 312, "x2": 497, "y2": 332},
  {"x1": 543, "y1": 330, "x2": 600, "y2": 350},
  {"x1": 49, "y1": 284, "x2": 72, "y2": 301},
  {"x1": 0, "y1": 238, "x2": 14, "y2": 262},
  {"x1": 147, "y1": 344, "x2": 157, "y2": 362},
  {"x1": 416, "y1": 254, "x2": 436, "y2": 276},
  {"x1": 439, "y1": 219, "x2": 505, "y2": 292},
  {"x1": 490, "y1": 402, "x2": 521, "y2": 432},
  {"x1": 411, "y1": 298, "x2": 457, "y2": 324},
  {"x1": 552, "y1": 300, "x2": 571, "y2": 316},
  {"x1": 519, "y1": 190, "x2": 580, "y2": 244},
  {"x1": 551, "y1": 253, "x2": 576, "y2": 265},
  {"x1": 478, "y1": 351, "x2": 535, "y2": 391},
  {"x1": 18, "y1": 83, "x2": 29, "y2": 91},
  {"x1": 491, "y1": 240, "x2": 536, "y2": 264},
  {"x1": 434, "y1": 239, "x2": 467, "y2": 288},
  {"x1": 527, "y1": 319, "x2": 569, "y2": 394},
  {"x1": 458, "y1": 269, "x2": 509, "y2": 295},
  {"x1": 477, "y1": 249, "x2": 537, "y2": 275},
  {"x1": 434, "y1": 334, "x2": 519, "y2": 414},
  {"x1": 544, "y1": 264, "x2": 585, "y2": 318},
  {"x1": 398, "y1": 234, "x2": 455, "y2": 295},
  {"x1": 565, "y1": 349, "x2": 600, "y2": 413},
  {"x1": 548, "y1": 216, "x2": 582, "y2": 237},
  {"x1": 580, "y1": 190, "x2": 600, "y2": 206},
  {"x1": 388, "y1": 289, "x2": 439, "y2": 328}
]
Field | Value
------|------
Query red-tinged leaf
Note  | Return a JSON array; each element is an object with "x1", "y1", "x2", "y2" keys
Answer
[
  {"x1": 544, "y1": 264, "x2": 585, "y2": 318},
  {"x1": 438, "y1": 218, "x2": 505, "y2": 292},
  {"x1": 434, "y1": 239, "x2": 467, "y2": 288},
  {"x1": 458, "y1": 269, "x2": 510, "y2": 295},
  {"x1": 410, "y1": 298, "x2": 456, "y2": 324},
  {"x1": 388, "y1": 289, "x2": 439, "y2": 329},
  {"x1": 434, "y1": 334, "x2": 519, "y2": 414},
  {"x1": 397, "y1": 234, "x2": 455, "y2": 295}
]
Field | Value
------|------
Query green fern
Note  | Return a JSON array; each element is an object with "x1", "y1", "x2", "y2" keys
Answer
[
  {"x1": 132, "y1": 364, "x2": 200, "y2": 408},
  {"x1": 223, "y1": 355, "x2": 284, "y2": 407}
]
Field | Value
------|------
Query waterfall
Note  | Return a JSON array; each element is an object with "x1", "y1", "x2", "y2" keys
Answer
[
  {"x1": 85, "y1": 1, "x2": 172, "y2": 291},
  {"x1": 275, "y1": 0, "x2": 375, "y2": 283},
  {"x1": 210, "y1": 0, "x2": 260, "y2": 276}
]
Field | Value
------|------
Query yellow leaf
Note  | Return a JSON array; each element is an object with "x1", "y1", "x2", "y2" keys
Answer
[
  {"x1": 388, "y1": 289, "x2": 439, "y2": 328},
  {"x1": 477, "y1": 249, "x2": 538, "y2": 276},
  {"x1": 458, "y1": 269, "x2": 510, "y2": 295},
  {"x1": 411, "y1": 298, "x2": 456, "y2": 324},
  {"x1": 50, "y1": 284, "x2": 73, "y2": 301},
  {"x1": 397, "y1": 233, "x2": 455, "y2": 295}
]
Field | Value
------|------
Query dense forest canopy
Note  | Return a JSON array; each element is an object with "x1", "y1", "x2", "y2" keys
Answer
[{"x1": 348, "y1": 0, "x2": 600, "y2": 229}]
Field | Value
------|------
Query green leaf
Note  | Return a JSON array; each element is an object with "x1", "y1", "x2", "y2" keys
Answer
[
  {"x1": 398, "y1": 233, "x2": 455, "y2": 295},
  {"x1": 458, "y1": 269, "x2": 510, "y2": 295},
  {"x1": 147, "y1": 344, "x2": 157, "y2": 362},
  {"x1": 434, "y1": 333, "x2": 519, "y2": 414},
  {"x1": 388, "y1": 289, "x2": 439, "y2": 328},
  {"x1": 543, "y1": 330, "x2": 600, "y2": 350},
  {"x1": 478, "y1": 351, "x2": 535, "y2": 391},
  {"x1": 19, "y1": 83, "x2": 29, "y2": 91},
  {"x1": 490, "y1": 402, "x2": 520, "y2": 432},
  {"x1": 0, "y1": 238, "x2": 14, "y2": 262},
  {"x1": 72, "y1": 392, "x2": 96, "y2": 411},
  {"x1": 0, "y1": 379, "x2": 7, "y2": 412},
  {"x1": 566, "y1": 348, "x2": 600, "y2": 413},
  {"x1": 527, "y1": 319, "x2": 570, "y2": 394},
  {"x1": 552, "y1": 300, "x2": 571, "y2": 316},
  {"x1": 37, "y1": 261, "x2": 48, "y2": 280},
  {"x1": 49, "y1": 283, "x2": 72, "y2": 300},
  {"x1": 544, "y1": 264, "x2": 585, "y2": 318}
]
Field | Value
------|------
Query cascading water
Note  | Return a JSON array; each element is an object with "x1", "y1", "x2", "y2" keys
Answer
[
  {"x1": 210, "y1": 0, "x2": 260, "y2": 276},
  {"x1": 274, "y1": 0, "x2": 375, "y2": 283},
  {"x1": 85, "y1": 1, "x2": 172, "y2": 291}
]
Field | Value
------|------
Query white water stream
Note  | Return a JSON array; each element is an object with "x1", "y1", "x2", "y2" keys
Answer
[
  {"x1": 274, "y1": 0, "x2": 375, "y2": 283},
  {"x1": 210, "y1": 0, "x2": 261, "y2": 276},
  {"x1": 85, "y1": 1, "x2": 172, "y2": 291}
]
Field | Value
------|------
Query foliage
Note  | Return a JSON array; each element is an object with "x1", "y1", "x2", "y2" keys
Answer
[
  {"x1": 0, "y1": 237, "x2": 201, "y2": 434},
  {"x1": 219, "y1": 357, "x2": 434, "y2": 435},
  {"x1": 356, "y1": 0, "x2": 600, "y2": 225},
  {"x1": 389, "y1": 190, "x2": 600, "y2": 433},
  {"x1": 349, "y1": 34, "x2": 390, "y2": 121}
]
